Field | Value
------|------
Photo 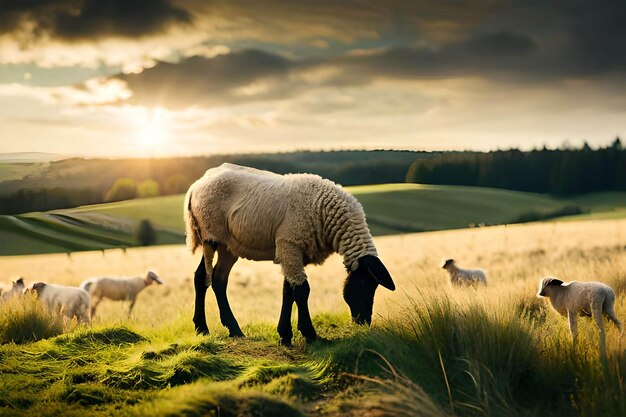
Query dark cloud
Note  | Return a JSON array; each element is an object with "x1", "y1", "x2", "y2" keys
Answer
[
  {"x1": 18, "y1": 0, "x2": 622, "y2": 107},
  {"x1": 100, "y1": 21, "x2": 620, "y2": 109},
  {"x1": 0, "y1": 0, "x2": 191, "y2": 41},
  {"x1": 335, "y1": 32, "x2": 540, "y2": 82},
  {"x1": 115, "y1": 50, "x2": 293, "y2": 108}
]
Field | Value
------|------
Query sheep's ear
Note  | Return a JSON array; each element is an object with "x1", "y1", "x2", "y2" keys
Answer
[
  {"x1": 545, "y1": 278, "x2": 564, "y2": 287},
  {"x1": 15, "y1": 278, "x2": 24, "y2": 286},
  {"x1": 359, "y1": 255, "x2": 396, "y2": 291}
]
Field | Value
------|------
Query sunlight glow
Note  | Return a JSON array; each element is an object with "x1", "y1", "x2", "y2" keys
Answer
[{"x1": 134, "y1": 107, "x2": 169, "y2": 147}]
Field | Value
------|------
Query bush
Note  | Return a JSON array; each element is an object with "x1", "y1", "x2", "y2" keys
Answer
[
  {"x1": 105, "y1": 178, "x2": 138, "y2": 202},
  {"x1": 0, "y1": 294, "x2": 64, "y2": 344},
  {"x1": 136, "y1": 219, "x2": 156, "y2": 246},
  {"x1": 137, "y1": 180, "x2": 160, "y2": 198}
]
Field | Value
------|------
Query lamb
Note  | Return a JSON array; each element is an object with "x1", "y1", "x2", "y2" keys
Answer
[
  {"x1": 185, "y1": 163, "x2": 396, "y2": 345},
  {"x1": 80, "y1": 271, "x2": 164, "y2": 317},
  {"x1": 28, "y1": 282, "x2": 91, "y2": 323},
  {"x1": 1, "y1": 277, "x2": 25, "y2": 301},
  {"x1": 538, "y1": 277, "x2": 622, "y2": 359},
  {"x1": 441, "y1": 259, "x2": 487, "y2": 286}
]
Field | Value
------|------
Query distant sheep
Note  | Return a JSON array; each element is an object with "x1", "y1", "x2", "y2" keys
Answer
[
  {"x1": 442, "y1": 259, "x2": 487, "y2": 286},
  {"x1": 80, "y1": 271, "x2": 164, "y2": 317},
  {"x1": 29, "y1": 282, "x2": 91, "y2": 323},
  {"x1": 538, "y1": 277, "x2": 622, "y2": 359},
  {"x1": 1, "y1": 277, "x2": 25, "y2": 301},
  {"x1": 185, "y1": 163, "x2": 395, "y2": 345}
]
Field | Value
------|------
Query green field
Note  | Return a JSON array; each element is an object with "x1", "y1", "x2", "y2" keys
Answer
[{"x1": 1, "y1": 184, "x2": 625, "y2": 256}]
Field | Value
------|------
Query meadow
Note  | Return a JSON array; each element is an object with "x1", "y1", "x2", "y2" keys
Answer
[
  {"x1": 2, "y1": 184, "x2": 625, "y2": 255},
  {"x1": 1, "y1": 217, "x2": 625, "y2": 417}
]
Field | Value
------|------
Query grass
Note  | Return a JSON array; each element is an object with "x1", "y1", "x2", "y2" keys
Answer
[
  {"x1": 1, "y1": 218, "x2": 625, "y2": 416},
  {"x1": 0, "y1": 294, "x2": 64, "y2": 344},
  {"x1": 2, "y1": 184, "x2": 626, "y2": 256}
]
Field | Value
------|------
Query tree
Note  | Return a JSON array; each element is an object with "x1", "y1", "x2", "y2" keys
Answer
[
  {"x1": 136, "y1": 219, "x2": 156, "y2": 246},
  {"x1": 137, "y1": 179, "x2": 160, "y2": 198},
  {"x1": 105, "y1": 178, "x2": 138, "y2": 202}
]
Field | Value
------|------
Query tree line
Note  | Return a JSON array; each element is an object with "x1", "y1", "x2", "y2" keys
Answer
[
  {"x1": 406, "y1": 139, "x2": 625, "y2": 195},
  {"x1": 2, "y1": 143, "x2": 624, "y2": 215},
  {"x1": 0, "y1": 150, "x2": 423, "y2": 214}
]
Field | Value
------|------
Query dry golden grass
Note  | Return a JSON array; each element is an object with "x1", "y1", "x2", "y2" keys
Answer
[{"x1": 1, "y1": 218, "x2": 625, "y2": 343}]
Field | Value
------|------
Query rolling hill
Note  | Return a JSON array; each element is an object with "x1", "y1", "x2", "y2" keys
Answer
[{"x1": 1, "y1": 184, "x2": 625, "y2": 256}]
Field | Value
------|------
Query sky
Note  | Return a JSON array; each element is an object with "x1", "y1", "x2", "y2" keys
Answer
[{"x1": 0, "y1": 0, "x2": 624, "y2": 157}]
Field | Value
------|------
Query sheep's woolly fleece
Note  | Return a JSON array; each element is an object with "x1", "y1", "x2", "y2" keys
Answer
[
  {"x1": 33, "y1": 283, "x2": 91, "y2": 323},
  {"x1": 185, "y1": 163, "x2": 378, "y2": 286}
]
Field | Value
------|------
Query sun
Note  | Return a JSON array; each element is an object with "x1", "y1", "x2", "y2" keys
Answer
[{"x1": 135, "y1": 107, "x2": 169, "y2": 147}]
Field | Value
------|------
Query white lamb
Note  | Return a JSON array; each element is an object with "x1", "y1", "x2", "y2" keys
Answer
[
  {"x1": 441, "y1": 259, "x2": 487, "y2": 286},
  {"x1": 538, "y1": 277, "x2": 622, "y2": 359},
  {"x1": 29, "y1": 282, "x2": 91, "y2": 323},
  {"x1": 185, "y1": 163, "x2": 396, "y2": 345},
  {"x1": 80, "y1": 271, "x2": 164, "y2": 317},
  {"x1": 1, "y1": 277, "x2": 25, "y2": 301}
]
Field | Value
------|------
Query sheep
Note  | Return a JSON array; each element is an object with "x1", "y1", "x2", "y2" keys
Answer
[
  {"x1": 28, "y1": 282, "x2": 91, "y2": 323},
  {"x1": 538, "y1": 277, "x2": 622, "y2": 359},
  {"x1": 80, "y1": 271, "x2": 164, "y2": 317},
  {"x1": 441, "y1": 259, "x2": 487, "y2": 286},
  {"x1": 185, "y1": 163, "x2": 396, "y2": 345},
  {"x1": 1, "y1": 277, "x2": 25, "y2": 301}
]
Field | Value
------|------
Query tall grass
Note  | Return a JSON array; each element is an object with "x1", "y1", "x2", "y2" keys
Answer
[
  {"x1": 0, "y1": 294, "x2": 64, "y2": 344},
  {"x1": 326, "y1": 292, "x2": 626, "y2": 417}
]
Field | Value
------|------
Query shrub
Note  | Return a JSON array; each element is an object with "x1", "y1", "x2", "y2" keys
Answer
[
  {"x1": 105, "y1": 178, "x2": 138, "y2": 202},
  {"x1": 136, "y1": 219, "x2": 156, "y2": 246},
  {"x1": 0, "y1": 294, "x2": 64, "y2": 344},
  {"x1": 137, "y1": 180, "x2": 160, "y2": 198}
]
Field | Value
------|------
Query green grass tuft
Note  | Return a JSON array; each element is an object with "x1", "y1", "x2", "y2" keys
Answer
[
  {"x1": 54, "y1": 326, "x2": 146, "y2": 348},
  {"x1": 129, "y1": 380, "x2": 306, "y2": 417},
  {"x1": 0, "y1": 295, "x2": 64, "y2": 344}
]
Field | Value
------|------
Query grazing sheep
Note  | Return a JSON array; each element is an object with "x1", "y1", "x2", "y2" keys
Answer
[
  {"x1": 1, "y1": 277, "x2": 25, "y2": 301},
  {"x1": 80, "y1": 271, "x2": 164, "y2": 317},
  {"x1": 29, "y1": 282, "x2": 91, "y2": 323},
  {"x1": 185, "y1": 163, "x2": 395, "y2": 345},
  {"x1": 442, "y1": 259, "x2": 487, "y2": 286},
  {"x1": 538, "y1": 277, "x2": 622, "y2": 358}
]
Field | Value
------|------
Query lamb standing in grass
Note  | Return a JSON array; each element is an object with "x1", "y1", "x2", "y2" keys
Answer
[
  {"x1": 29, "y1": 282, "x2": 91, "y2": 323},
  {"x1": 442, "y1": 259, "x2": 487, "y2": 286},
  {"x1": 538, "y1": 277, "x2": 622, "y2": 359},
  {"x1": 1, "y1": 277, "x2": 25, "y2": 301},
  {"x1": 80, "y1": 271, "x2": 163, "y2": 317},
  {"x1": 185, "y1": 163, "x2": 396, "y2": 345}
]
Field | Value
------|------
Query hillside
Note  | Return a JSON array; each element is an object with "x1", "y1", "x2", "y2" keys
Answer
[{"x1": 1, "y1": 184, "x2": 625, "y2": 256}]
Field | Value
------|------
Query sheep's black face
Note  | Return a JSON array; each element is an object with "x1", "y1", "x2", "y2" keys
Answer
[{"x1": 343, "y1": 255, "x2": 395, "y2": 325}]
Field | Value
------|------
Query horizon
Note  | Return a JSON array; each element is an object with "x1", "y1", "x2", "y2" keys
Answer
[
  {"x1": 1, "y1": 1, "x2": 625, "y2": 157},
  {"x1": 2, "y1": 136, "x2": 623, "y2": 163}
]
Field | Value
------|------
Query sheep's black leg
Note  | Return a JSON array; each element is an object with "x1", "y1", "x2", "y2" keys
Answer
[
  {"x1": 212, "y1": 246, "x2": 244, "y2": 337},
  {"x1": 277, "y1": 279, "x2": 295, "y2": 346},
  {"x1": 293, "y1": 280, "x2": 317, "y2": 342},
  {"x1": 193, "y1": 257, "x2": 210, "y2": 335}
]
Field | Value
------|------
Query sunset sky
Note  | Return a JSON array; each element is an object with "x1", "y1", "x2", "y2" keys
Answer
[{"x1": 0, "y1": 0, "x2": 624, "y2": 157}]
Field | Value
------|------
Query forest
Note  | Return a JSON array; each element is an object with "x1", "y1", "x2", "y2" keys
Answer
[
  {"x1": 406, "y1": 139, "x2": 625, "y2": 195},
  {"x1": 1, "y1": 141, "x2": 624, "y2": 215}
]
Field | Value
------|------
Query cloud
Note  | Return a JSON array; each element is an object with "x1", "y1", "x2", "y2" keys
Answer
[
  {"x1": 0, "y1": 0, "x2": 624, "y2": 84},
  {"x1": 114, "y1": 50, "x2": 294, "y2": 108},
  {"x1": 0, "y1": 0, "x2": 191, "y2": 40}
]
